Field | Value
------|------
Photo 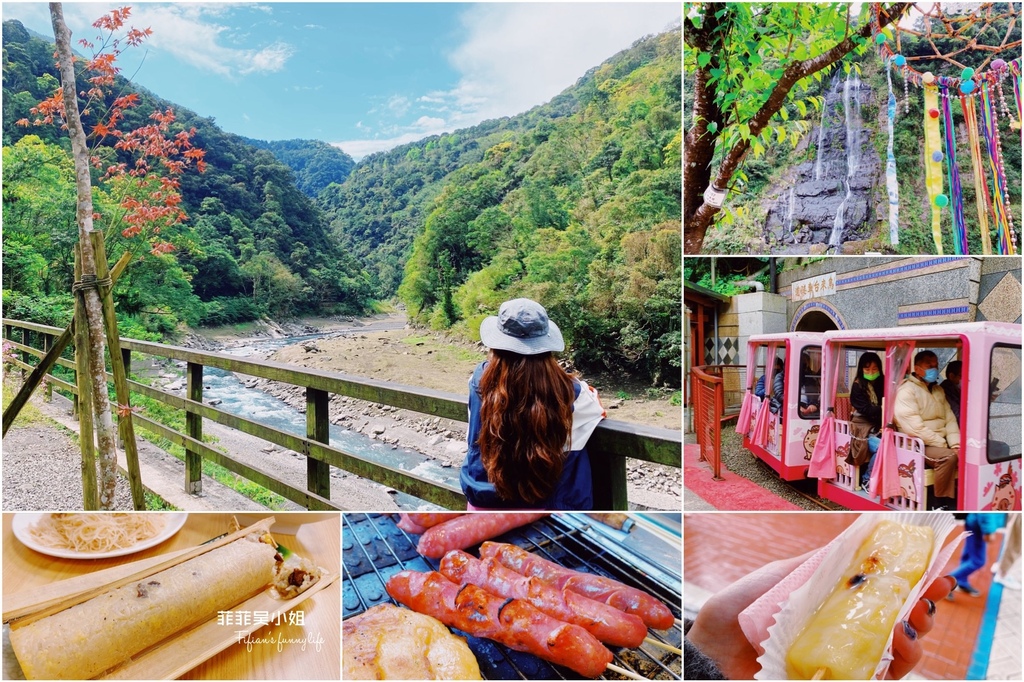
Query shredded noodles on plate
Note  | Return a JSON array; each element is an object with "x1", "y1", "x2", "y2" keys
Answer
[{"x1": 27, "y1": 513, "x2": 166, "y2": 553}]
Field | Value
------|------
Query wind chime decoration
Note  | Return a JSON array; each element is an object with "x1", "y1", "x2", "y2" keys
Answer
[{"x1": 872, "y1": 2, "x2": 1022, "y2": 255}]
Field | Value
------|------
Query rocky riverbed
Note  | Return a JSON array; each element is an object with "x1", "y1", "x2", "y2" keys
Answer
[{"x1": 180, "y1": 313, "x2": 683, "y2": 510}]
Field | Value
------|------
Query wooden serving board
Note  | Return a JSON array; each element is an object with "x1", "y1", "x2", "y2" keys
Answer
[{"x1": 104, "y1": 571, "x2": 339, "y2": 680}]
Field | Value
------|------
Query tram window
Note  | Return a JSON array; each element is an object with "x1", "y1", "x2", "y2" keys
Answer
[
  {"x1": 987, "y1": 344, "x2": 1021, "y2": 464},
  {"x1": 798, "y1": 347, "x2": 821, "y2": 420}
]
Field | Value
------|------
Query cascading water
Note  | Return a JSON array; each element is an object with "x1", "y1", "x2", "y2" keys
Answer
[
  {"x1": 785, "y1": 186, "x2": 795, "y2": 233},
  {"x1": 813, "y1": 87, "x2": 829, "y2": 181},
  {"x1": 830, "y1": 69, "x2": 862, "y2": 247}
]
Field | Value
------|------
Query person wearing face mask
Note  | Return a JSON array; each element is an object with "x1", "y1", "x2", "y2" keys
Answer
[
  {"x1": 940, "y1": 360, "x2": 962, "y2": 426},
  {"x1": 893, "y1": 350, "x2": 960, "y2": 508},
  {"x1": 848, "y1": 352, "x2": 884, "y2": 489}
]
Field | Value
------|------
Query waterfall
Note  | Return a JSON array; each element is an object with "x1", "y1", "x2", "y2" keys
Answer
[
  {"x1": 814, "y1": 89, "x2": 828, "y2": 180},
  {"x1": 830, "y1": 70, "x2": 862, "y2": 247},
  {"x1": 785, "y1": 186, "x2": 795, "y2": 234}
]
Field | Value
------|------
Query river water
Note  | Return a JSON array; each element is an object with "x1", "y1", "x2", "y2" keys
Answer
[{"x1": 197, "y1": 331, "x2": 459, "y2": 510}]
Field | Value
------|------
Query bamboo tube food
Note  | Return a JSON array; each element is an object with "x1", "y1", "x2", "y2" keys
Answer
[
  {"x1": 785, "y1": 521, "x2": 934, "y2": 680},
  {"x1": 10, "y1": 533, "x2": 278, "y2": 680}
]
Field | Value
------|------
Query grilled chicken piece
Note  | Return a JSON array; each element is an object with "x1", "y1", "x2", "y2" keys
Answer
[{"x1": 342, "y1": 603, "x2": 482, "y2": 680}]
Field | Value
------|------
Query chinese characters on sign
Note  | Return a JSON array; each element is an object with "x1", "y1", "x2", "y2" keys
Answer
[{"x1": 792, "y1": 273, "x2": 836, "y2": 302}]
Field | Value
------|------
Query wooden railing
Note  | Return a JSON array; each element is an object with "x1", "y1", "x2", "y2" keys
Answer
[
  {"x1": 691, "y1": 365, "x2": 726, "y2": 481},
  {"x1": 2, "y1": 319, "x2": 682, "y2": 511}
]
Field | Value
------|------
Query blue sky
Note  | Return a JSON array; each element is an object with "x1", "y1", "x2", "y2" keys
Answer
[{"x1": 3, "y1": 2, "x2": 681, "y2": 159}]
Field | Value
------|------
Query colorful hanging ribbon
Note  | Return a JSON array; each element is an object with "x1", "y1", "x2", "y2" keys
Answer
[
  {"x1": 923, "y1": 85, "x2": 945, "y2": 254},
  {"x1": 940, "y1": 88, "x2": 968, "y2": 254},
  {"x1": 886, "y1": 58, "x2": 900, "y2": 245},
  {"x1": 962, "y1": 94, "x2": 994, "y2": 255},
  {"x1": 979, "y1": 81, "x2": 1014, "y2": 254}
]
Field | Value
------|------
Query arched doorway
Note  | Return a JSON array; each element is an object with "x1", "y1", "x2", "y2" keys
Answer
[{"x1": 791, "y1": 300, "x2": 846, "y2": 332}]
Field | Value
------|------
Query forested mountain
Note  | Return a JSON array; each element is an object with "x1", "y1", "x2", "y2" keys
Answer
[
  {"x1": 323, "y1": 30, "x2": 682, "y2": 382},
  {"x1": 2, "y1": 20, "x2": 681, "y2": 383},
  {"x1": 2, "y1": 19, "x2": 372, "y2": 336},
  {"x1": 242, "y1": 138, "x2": 355, "y2": 198}
]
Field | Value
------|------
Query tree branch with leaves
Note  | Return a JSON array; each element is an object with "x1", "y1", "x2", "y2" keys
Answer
[{"x1": 683, "y1": 2, "x2": 912, "y2": 253}]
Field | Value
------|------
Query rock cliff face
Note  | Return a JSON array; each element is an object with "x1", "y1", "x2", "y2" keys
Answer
[{"x1": 765, "y1": 69, "x2": 882, "y2": 250}]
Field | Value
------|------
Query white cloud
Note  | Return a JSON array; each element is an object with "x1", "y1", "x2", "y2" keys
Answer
[{"x1": 357, "y1": 3, "x2": 680, "y2": 156}]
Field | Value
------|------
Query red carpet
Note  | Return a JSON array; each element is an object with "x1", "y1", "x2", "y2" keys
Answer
[{"x1": 685, "y1": 443, "x2": 801, "y2": 510}]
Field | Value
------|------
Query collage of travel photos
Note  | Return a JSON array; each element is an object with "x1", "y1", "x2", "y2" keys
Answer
[
  {"x1": 0, "y1": 2, "x2": 686, "y2": 681},
  {"x1": 683, "y1": 2, "x2": 1023, "y2": 681}
]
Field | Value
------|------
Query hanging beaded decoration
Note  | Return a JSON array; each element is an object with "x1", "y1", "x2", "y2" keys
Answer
[{"x1": 871, "y1": 2, "x2": 1022, "y2": 255}]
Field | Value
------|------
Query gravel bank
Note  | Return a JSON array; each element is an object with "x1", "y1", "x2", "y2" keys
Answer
[{"x1": 2, "y1": 424, "x2": 135, "y2": 511}]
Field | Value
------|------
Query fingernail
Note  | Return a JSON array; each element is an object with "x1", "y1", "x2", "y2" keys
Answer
[
  {"x1": 903, "y1": 620, "x2": 918, "y2": 640},
  {"x1": 924, "y1": 598, "x2": 936, "y2": 616}
]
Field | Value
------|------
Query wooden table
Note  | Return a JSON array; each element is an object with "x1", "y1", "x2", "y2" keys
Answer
[{"x1": 2, "y1": 513, "x2": 340, "y2": 680}]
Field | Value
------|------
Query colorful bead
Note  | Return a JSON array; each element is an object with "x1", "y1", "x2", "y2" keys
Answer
[
  {"x1": 960, "y1": 80, "x2": 975, "y2": 94},
  {"x1": 923, "y1": 72, "x2": 935, "y2": 84},
  {"x1": 961, "y1": 67, "x2": 975, "y2": 80},
  {"x1": 894, "y1": 55, "x2": 906, "y2": 67},
  {"x1": 932, "y1": 151, "x2": 944, "y2": 162},
  {"x1": 992, "y1": 59, "x2": 1007, "y2": 71},
  {"x1": 929, "y1": 108, "x2": 940, "y2": 118},
  {"x1": 875, "y1": 33, "x2": 887, "y2": 45},
  {"x1": 935, "y1": 194, "x2": 949, "y2": 208}
]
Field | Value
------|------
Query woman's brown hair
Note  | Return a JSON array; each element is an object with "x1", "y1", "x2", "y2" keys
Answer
[{"x1": 478, "y1": 349, "x2": 575, "y2": 504}]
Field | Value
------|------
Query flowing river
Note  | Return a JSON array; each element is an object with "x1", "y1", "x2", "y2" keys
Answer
[{"x1": 191, "y1": 328, "x2": 458, "y2": 510}]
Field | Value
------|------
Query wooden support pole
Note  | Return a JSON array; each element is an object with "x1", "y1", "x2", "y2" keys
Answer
[
  {"x1": 42, "y1": 335, "x2": 53, "y2": 402},
  {"x1": 91, "y1": 233, "x2": 144, "y2": 511},
  {"x1": 305, "y1": 387, "x2": 331, "y2": 508},
  {"x1": 1, "y1": 252, "x2": 131, "y2": 437},
  {"x1": 185, "y1": 361, "x2": 203, "y2": 494},
  {"x1": 591, "y1": 452, "x2": 629, "y2": 511},
  {"x1": 74, "y1": 245, "x2": 99, "y2": 510}
]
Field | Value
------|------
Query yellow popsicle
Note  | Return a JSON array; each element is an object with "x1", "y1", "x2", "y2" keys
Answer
[{"x1": 786, "y1": 521, "x2": 933, "y2": 680}]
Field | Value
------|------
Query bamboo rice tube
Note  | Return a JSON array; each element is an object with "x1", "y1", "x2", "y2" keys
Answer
[
  {"x1": 10, "y1": 535, "x2": 277, "y2": 680},
  {"x1": 786, "y1": 521, "x2": 933, "y2": 680}
]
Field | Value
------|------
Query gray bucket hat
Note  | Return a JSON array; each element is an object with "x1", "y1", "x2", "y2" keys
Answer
[{"x1": 479, "y1": 298, "x2": 564, "y2": 355}]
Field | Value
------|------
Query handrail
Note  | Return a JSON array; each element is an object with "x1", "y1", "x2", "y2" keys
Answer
[
  {"x1": 3, "y1": 318, "x2": 682, "y2": 510},
  {"x1": 691, "y1": 365, "x2": 725, "y2": 481}
]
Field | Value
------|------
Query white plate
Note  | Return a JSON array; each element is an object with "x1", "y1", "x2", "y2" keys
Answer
[{"x1": 11, "y1": 513, "x2": 188, "y2": 560}]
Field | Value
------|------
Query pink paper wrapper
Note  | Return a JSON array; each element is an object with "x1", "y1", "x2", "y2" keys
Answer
[{"x1": 749, "y1": 512, "x2": 963, "y2": 680}]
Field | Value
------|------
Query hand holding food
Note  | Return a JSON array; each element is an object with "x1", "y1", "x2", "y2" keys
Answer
[{"x1": 385, "y1": 569, "x2": 613, "y2": 678}]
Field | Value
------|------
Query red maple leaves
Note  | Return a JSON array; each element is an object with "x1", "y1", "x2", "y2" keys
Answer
[{"x1": 26, "y1": 7, "x2": 204, "y2": 256}]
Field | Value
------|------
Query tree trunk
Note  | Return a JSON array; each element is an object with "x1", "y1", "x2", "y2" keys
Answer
[
  {"x1": 50, "y1": 3, "x2": 120, "y2": 508},
  {"x1": 684, "y1": 2, "x2": 912, "y2": 253}
]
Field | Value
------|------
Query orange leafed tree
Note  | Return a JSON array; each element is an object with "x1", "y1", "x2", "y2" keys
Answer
[{"x1": 42, "y1": 3, "x2": 205, "y2": 508}]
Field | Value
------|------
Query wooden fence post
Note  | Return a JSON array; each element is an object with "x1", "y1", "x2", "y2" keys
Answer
[
  {"x1": 42, "y1": 335, "x2": 53, "y2": 402},
  {"x1": 591, "y1": 453, "x2": 629, "y2": 511},
  {"x1": 73, "y1": 245, "x2": 99, "y2": 510},
  {"x1": 91, "y1": 232, "x2": 145, "y2": 510},
  {"x1": 306, "y1": 387, "x2": 331, "y2": 507},
  {"x1": 185, "y1": 361, "x2": 203, "y2": 494}
]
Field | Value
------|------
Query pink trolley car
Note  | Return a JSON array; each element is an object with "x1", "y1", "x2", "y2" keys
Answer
[
  {"x1": 738, "y1": 333, "x2": 825, "y2": 480},
  {"x1": 809, "y1": 321, "x2": 1021, "y2": 511}
]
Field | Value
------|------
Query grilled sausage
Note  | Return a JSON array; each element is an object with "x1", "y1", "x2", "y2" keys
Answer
[
  {"x1": 479, "y1": 541, "x2": 675, "y2": 630},
  {"x1": 396, "y1": 513, "x2": 465, "y2": 535},
  {"x1": 416, "y1": 513, "x2": 547, "y2": 558},
  {"x1": 385, "y1": 570, "x2": 613, "y2": 679},
  {"x1": 439, "y1": 549, "x2": 647, "y2": 648}
]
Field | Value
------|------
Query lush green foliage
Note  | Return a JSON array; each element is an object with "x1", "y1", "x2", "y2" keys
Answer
[
  {"x1": 386, "y1": 31, "x2": 682, "y2": 383},
  {"x1": 2, "y1": 20, "x2": 374, "y2": 336},
  {"x1": 243, "y1": 137, "x2": 355, "y2": 198}
]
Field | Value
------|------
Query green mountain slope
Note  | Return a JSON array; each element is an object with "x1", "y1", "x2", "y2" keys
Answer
[{"x1": 242, "y1": 137, "x2": 355, "y2": 198}]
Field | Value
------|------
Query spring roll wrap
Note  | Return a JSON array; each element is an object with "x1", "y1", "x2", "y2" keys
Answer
[{"x1": 10, "y1": 534, "x2": 277, "y2": 680}]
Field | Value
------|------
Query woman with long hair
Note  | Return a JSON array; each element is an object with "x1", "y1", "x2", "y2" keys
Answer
[
  {"x1": 460, "y1": 299, "x2": 604, "y2": 510},
  {"x1": 850, "y1": 351, "x2": 884, "y2": 488}
]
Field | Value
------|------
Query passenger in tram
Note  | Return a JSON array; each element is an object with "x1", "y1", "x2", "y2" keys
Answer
[
  {"x1": 893, "y1": 350, "x2": 959, "y2": 508},
  {"x1": 766, "y1": 357, "x2": 785, "y2": 415},
  {"x1": 849, "y1": 352, "x2": 884, "y2": 488},
  {"x1": 798, "y1": 352, "x2": 820, "y2": 418},
  {"x1": 940, "y1": 360, "x2": 962, "y2": 426}
]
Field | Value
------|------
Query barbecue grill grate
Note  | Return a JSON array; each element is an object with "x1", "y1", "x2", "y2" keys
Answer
[{"x1": 342, "y1": 513, "x2": 682, "y2": 680}]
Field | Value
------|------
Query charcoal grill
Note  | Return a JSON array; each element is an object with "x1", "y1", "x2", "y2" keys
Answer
[{"x1": 342, "y1": 513, "x2": 682, "y2": 680}]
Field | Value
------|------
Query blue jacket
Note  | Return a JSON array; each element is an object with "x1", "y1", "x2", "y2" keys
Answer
[{"x1": 460, "y1": 361, "x2": 601, "y2": 510}]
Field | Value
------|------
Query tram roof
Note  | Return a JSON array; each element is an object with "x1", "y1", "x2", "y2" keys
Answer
[{"x1": 821, "y1": 321, "x2": 1021, "y2": 345}]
